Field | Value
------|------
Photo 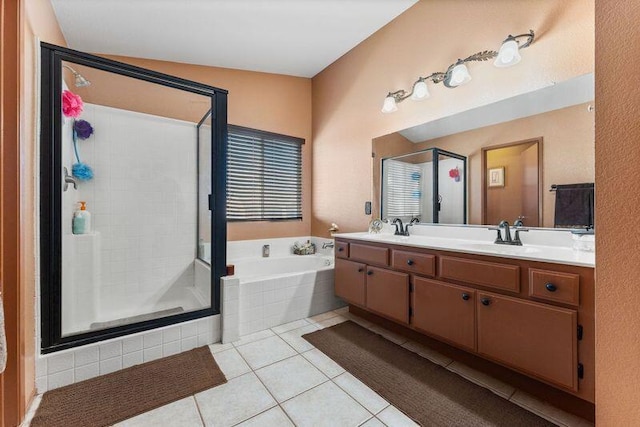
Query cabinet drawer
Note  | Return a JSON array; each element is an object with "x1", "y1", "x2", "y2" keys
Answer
[
  {"x1": 392, "y1": 250, "x2": 435, "y2": 277},
  {"x1": 529, "y1": 269, "x2": 580, "y2": 307},
  {"x1": 365, "y1": 267, "x2": 409, "y2": 324},
  {"x1": 334, "y1": 259, "x2": 366, "y2": 306},
  {"x1": 477, "y1": 292, "x2": 578, "y2": 391},
  {"x1": 412, "y1": 278, "x2": 476, "y2": 351},
  {"x1": 439, "y1": 256, "x2": 520, "y2": 293},
  {"x1": 350, "y1": 244, "x2": 389, "y2": 266},
  {"x1": 335, "y1": 241, "x2": 349, "y2": 259}
]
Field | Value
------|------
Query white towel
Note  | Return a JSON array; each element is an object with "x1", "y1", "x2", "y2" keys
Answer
[{"x1": 0, "y1": 294, "x2": 6, "y2": 373}]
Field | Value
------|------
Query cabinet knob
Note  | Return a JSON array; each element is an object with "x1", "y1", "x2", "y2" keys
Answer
[
  {"x1": 545, "y1": 283, "x2": 557, "y2": 292},
  {"x1": 462, "y1": 293, "x2": 470, "y2": 301},
  {"x1": 481, "y1": 298, "x2": 491, "y2": 306},
  {"x1": 407, "y1": 259, "x2": 414, "y2": 266},
  {"x1": 357, "y1": 268, "x2": 364, "y2": 273},
  {"x1": 367, "y1": 270, "x2": 374, "y2": 276},
  {"x1": 338, "y1": 247, "x2": 344, "y2": 252}
]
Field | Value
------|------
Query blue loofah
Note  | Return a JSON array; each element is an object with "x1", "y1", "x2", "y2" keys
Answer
[{"x1": 72, "y1": 162, "x2": 94, "y2": 181}]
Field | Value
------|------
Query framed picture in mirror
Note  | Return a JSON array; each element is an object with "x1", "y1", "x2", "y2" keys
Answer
[{"x1": 488, "y1": 167, "x2": 505, "y2": 187}]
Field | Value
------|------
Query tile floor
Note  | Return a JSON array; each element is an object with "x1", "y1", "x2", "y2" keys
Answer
[{"x1": 22, "y1": 307, "x2": 593, "y2": 427}]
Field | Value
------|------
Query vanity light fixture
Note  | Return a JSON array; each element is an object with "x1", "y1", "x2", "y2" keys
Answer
[{"x1": 382, "y1": 30, "x2": 534, "y2": 113}]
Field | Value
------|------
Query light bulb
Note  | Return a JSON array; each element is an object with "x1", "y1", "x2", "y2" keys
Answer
[
  {"x1": 381, "y1": 95, "x2": 398, "y2": 113},
  {"x1": 411, "y1": 80, "x2": 430, "y2": 101},
  {"x1": 449, "y1": 63, "x2": 471, "y2": 86},
  {"x1": 494, "y1": 39, "x2": 521, "y2": 68}
]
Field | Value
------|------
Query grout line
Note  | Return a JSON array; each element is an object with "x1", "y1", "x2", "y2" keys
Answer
[{"x1": 191, "y1": 395, "x2": 207, "y2": 427}]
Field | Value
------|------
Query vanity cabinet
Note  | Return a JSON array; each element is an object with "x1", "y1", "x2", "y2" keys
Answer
[
  {"x1": 412, "y1": 278, "x2": 476, "y2": 351},
  {"x1": 476, "y1": 292, "x2": 578, "y2": 391},
  {"x1": 333, "y1": 237, "x2": 595, "y2": 403}
]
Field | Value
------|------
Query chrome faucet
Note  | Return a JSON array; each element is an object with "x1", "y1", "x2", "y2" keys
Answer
[
  {"x1": 489, "y1": 220, "x2": 528, "y2": 246},
  {"x1": 262, "y1": 244, "x2": 270, "y2": 257},
  {"x1": 392, "y1": 218, "x2": 405, "y2": 236},
  {"x1": 322, "y1": 242, "x2": 334, "y2": 249},
  {"x1": 499, "y1": 220, "x2": 513, "y2": 244}
]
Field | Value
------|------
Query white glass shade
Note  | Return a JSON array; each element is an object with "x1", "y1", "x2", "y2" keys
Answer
[
  {"x1": 494, "y1": 39, "x2": 521, "y2": 67},
  {"x1": 448, "y1": 63, "x2": 472, "y2": 86},
  {"x1": 411, "y1": 80, "x2": 430, "y2": 101},
  {"x1": 381, "y1": 95, "x2": 398, "y2": 113}
]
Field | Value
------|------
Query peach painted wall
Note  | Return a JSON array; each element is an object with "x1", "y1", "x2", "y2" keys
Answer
[
  {"x1": 20, "y1": 0, "x2": 68, "y2": 417},
  {"x1": 373, "y1": 103, "x2": 594, "y2": 227},
  {"x1": 595, "y1": 0, "x2": 640, "y2": 424},
  {"x1": 311, "y1": 0, "x2": 594, "y2": 237},
  {"x1": 75, "y1": 55, "x2": 313, "y2": 241}
]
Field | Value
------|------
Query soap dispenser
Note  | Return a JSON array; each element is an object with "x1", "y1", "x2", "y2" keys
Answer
[{"x1": 72, "y1": 201, "x2": 91, "y2": 235}]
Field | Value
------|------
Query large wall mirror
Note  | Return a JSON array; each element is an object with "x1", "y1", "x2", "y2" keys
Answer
[{"x1": 373, "y1": 73, "x2": 595, "y2": 228}]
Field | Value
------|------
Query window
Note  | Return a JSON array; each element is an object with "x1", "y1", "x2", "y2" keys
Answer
[
  {"x1": 227, "y1": 125, "x2": 303, "y2": 221},
  {"x1": 382, "y1": 159, "x2": 422, "y2": 219}
]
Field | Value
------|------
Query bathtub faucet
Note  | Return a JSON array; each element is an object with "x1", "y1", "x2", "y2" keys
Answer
[
  {"x1": 262, "y1": 244, "x2": 270, "y2": 257},
  {"x1": 322, "y1": 242, "x2": 334, "y2": 249}
]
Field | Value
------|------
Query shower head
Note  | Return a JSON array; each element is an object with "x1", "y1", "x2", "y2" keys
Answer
[{"x1": 62, "y1": 65, "x2": 91, "y2": 88}]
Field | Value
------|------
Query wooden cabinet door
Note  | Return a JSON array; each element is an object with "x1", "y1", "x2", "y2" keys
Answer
[
  {"x1": 412, "y1": 278, "x2": 476, "y2": 351},
  {"x1": 477, "y1": 292, "x2": 578, "y2": 391},
  {"x1": 365, "y1": 266, "x2": 409, "y2": 324},
  {"x1": 334, "y1": 258, "x2": 366, "y2": 306}
]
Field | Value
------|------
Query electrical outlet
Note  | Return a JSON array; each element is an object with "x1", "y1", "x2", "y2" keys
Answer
[{"x1": 365, "y1": 201, "x2": 372, "y2": 215}]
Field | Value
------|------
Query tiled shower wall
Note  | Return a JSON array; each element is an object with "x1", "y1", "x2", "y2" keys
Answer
[{"x1": 61, "y1": 103, "x2": 201, "y2": 333}]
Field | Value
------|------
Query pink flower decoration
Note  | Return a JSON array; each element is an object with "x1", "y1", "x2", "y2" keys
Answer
[{"x1": 62, "y1": 90, "x2": 83, "y2": 118}]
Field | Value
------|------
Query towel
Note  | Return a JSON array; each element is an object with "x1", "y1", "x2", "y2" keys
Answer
[
  {"x1": 0, "y1": 294, "x2": 6, "y2": 373},
  {"x1": 553, "y1": 183, "x2": 594, "y2": 228}
]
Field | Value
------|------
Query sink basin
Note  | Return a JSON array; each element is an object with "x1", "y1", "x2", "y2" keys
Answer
[{"x1": 461, "y1": 243, "x2": 542, "y2": 255}]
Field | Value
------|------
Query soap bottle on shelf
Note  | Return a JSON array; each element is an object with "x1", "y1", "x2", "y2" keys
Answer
[{"x1": 72, "y1": 201, "x2": 91, "y2": 235}]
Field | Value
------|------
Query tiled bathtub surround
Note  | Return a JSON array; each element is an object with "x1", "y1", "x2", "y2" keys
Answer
[
  {"x1": 221, "y1": 236, "x2": 344, "y2": 342},
  {"x1": 35, "y1": 315, "x2": 220, "y2": 393}
]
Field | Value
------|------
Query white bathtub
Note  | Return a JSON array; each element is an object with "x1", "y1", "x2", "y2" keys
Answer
[{"x1": 217, "y1": 237, "x2": 344, "y2": 341}]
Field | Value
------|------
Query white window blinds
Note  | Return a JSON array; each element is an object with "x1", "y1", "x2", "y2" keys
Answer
[
  {"x1": 383, "y1": 159, "x2": 423, "y2": 219},
  {"x1": 227, "y1": 125, "x2": 303, "y2": 221}
]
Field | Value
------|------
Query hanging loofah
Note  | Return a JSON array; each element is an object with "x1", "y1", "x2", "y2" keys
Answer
[{"x1": 71, "y1": 123, "x2": 94, "y2": 181}]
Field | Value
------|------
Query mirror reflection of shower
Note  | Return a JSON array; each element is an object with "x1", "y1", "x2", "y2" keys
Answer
[{"x1": 62, "y1": 64, "x2": 91, "y2": 87}]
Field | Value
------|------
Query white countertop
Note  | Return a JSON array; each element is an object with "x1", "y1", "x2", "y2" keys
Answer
[{"x1": 333, "y1": 231, "x2": 595, "y2": 268}]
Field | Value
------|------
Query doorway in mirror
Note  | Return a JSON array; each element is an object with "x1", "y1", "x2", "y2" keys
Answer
[{"x1": 482, "y1": 138, "x2": 542, "y2": 227}]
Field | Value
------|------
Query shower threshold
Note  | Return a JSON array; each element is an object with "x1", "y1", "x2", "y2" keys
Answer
[{"x1": 89, "y1": 307, "x2": 185, "y2": 330}]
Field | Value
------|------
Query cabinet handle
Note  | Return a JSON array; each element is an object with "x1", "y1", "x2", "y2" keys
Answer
[
  {"x1": 545, "y1": 283, "x2": 557, "y2": 292},
  {"x1": 367, "y1": 270, "x2": 374, "y2": 276},
  {"x1": 407, "y1": 259, "x2": 414, "y2": 266},
  {"x1": 462, "y1": 293, "x2": 470, "y2": 301},
  {"x1": 357, "y1": 268, "x2": 364, "y2": 273},
  {"x1": 338, "y1": 247, "x2": 344, "y2": 252},
  {"x1": 481, "y1": 298, "x2": 491, "y2": 306}
]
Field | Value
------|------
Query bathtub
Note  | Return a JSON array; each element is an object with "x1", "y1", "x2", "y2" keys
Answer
[{"x1": 216, "y1": 237, "x2": 345, "y2": 342}]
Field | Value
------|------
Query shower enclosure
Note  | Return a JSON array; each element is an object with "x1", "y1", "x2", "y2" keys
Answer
[
  {"x1": 381, "y1": 148, "x2": 467, "y2": 224},
  {"x1": 39, "y1": 43, "x2": 227, "y2": 352}
]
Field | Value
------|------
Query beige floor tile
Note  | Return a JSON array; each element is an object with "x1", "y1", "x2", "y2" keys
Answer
[
  {"x1": 232, "y1": 329, "x2": 275, "y2": 347},
  {"x1": 446, "y1": 361, "x2": 515, "y2": 399},
  {"x1": 19, "y1": 394, "x2": 42, "y2": 427},
  {"x1": 236, "y1": 335, "x2": 297, "y2": 369},
  {"x1": 510, "y1": 390, "x2": 593, "y2": 426},
  {"x1": 255, "y1": 355, "x2": 328, "y2": 402},
  {"x1": 334, "y1": 372, "x2": 389, "y2": 414},
  {"x1": 115, "y1": 397, "x2": 203, "y2": 427},
  {"x1": 271, "y1": 319, "x2": 310, "y2": 334},
  {"x1": 376, "y1": 405, "x2": 419, "y2": 427},
  {"x1": 195, "y1": 372, "x2": 277, "y2": 427},
  {"x1": 316, "y1": 314, "x2": 348, "y2": 329},
  {"x1": 368, "y1": 325, "x2": 409, "y2": 345},
  {"x1": 307, "y1": 310, "x2": 340, "y2": 324},
  {"x1": 333, "y1": 306, "x2": 350, "y2": 315},
  {"x1": 213, "y1": 348, "x2": 251, "y2": 379},
  {"x1": 209, "y1": 342, "x2": 234, "y2": 354},
  {"x1": 360, "y1": 417, "x2": 387, "y2": 427},
  {"x1": 279, "y1": 324, "x2": 319, "y2": 353},
  {"x1": 236, "y1": 407, "x2": 294, "y2": 427},
  {"x1": 282, "y1": 381, "x2": 372, "y2": 427},
  {"x1": 301, "y1": 348, "x2": 345, "y2": 378},
  {"x1": 400, "y1": 341, "x2": 453, "y2": 367},
  {"x1": 342, "y1": 312, "x2": 374, "y2": 329}
]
